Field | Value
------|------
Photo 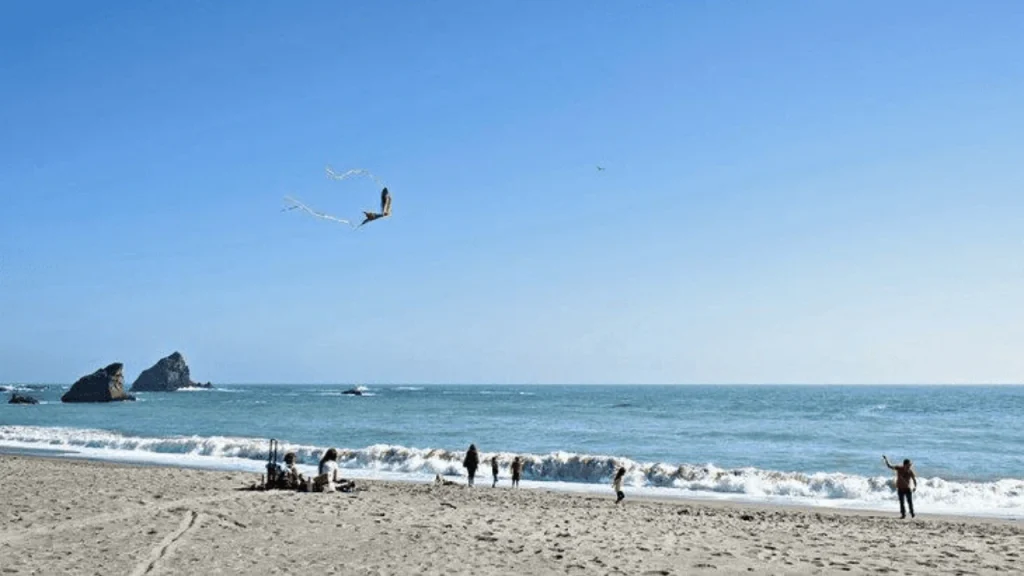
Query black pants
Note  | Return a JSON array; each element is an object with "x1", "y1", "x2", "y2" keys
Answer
[
  {"x1": 616, "y1": 490, "x2": 625, "y2": 503},
  {"x1": 467, "y1": 469, "x2": 476, "y2": 486},
  {"x1": 898, "y1": 488, "x2": 914, "y2": 518}
]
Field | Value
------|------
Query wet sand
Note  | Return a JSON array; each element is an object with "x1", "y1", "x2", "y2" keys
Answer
[{"x1": 0, "y1": 455, "x2": 1020, "y2": 575}]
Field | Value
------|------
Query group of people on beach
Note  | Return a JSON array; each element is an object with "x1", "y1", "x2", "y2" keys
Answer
[
  {"x1": 268, "y1": 448, "x2": 356, "y2": 493},
  {"x1": 268, "y1": 442, "x2": 920, "y2": 518},
  {"x1": 457, "y1": 444, "x2": 524, "y2": 488},
  {"x1": 455, "y1": 444, "x2": 630, "y2": 504}
]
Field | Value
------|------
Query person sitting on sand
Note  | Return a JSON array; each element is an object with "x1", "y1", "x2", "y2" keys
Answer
[
  {"x1": 511, "y1": 456, "x2": 523, "y2": 488},
  {"x1": 464, "y1": 444, "x2": 480, "y2": 487},
  {"x1": 315, "y1": 448, "x2": 341, "y2": 492},
  {"x1": 434, "y1": 474, "x2": 459, "y2": 487},
  {"x1": 282, "y1": 452, "x2": 303, "y2": 488},
  {"x1": 613, "y1": 466, "x2": 626, "y2": 504},
  {"x1": 883, "y1": 455, "x2": 918, "y2": 518},
  {"x1": 491, "y1": 456, "x2": 499, "y2": 488}
]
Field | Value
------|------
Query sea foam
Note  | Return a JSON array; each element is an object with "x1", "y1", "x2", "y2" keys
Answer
[{"x1": 1, "y1": 425, "x2": 1021, "y2": 518}]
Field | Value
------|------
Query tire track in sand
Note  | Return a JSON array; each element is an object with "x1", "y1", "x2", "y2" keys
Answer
[{"x1": 128, "y1": 510, "x2": 201, "y2": 576}]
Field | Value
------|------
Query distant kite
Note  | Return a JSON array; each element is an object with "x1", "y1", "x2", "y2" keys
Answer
[{"x1": 596, "y1": 166, "x2": 605, "y2": 171}]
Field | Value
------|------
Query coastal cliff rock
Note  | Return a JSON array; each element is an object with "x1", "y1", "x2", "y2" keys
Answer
[
  {"x1": 9, "y1": 393, "x2": 39, "y2": 405},
  {"x1": 61, "y1": 363, "x2": 136, "y2": 403},
  {"x1": 130, "y1": 352, "x2": 211, "y2": 392}
]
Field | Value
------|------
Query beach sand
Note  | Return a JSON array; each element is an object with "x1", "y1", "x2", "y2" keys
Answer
[{"x1": 0, "y1": 456, "x2": 1020, "y2": 575}]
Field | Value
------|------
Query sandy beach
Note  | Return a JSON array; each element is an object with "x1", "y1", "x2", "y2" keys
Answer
[{"x1": 0, "y1": 456, "x2": 1020, "y2": 575}]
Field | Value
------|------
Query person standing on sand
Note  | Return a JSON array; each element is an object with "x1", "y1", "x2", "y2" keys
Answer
[
  {"x1": 883, "y1": 455, "x2": 918, "y2": 519},
  {"x1": 511, "y1": 456, "x2": 523, "y2": 487},
  {"x1": 464, "y1": 444, "x2": 480, "y2": 487},
  {"x1": 491, "y1": 456, "x2": 499, "y2": 488},
  {"x1": 613, "y1": 466, "x2": 626, "y2": 504}
]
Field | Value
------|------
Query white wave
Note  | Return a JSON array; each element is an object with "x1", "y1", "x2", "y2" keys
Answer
[
  {"x1": 1, "y1": 425, "x2": 1021, "y2": 518},
  {"x1": 394, "y1": 387, "x2": 424, "y2": 391}
]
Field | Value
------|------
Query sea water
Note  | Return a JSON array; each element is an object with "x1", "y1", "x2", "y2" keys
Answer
[{"x1": 1, "y1": 384, "x2": 1022, "y2": 518}]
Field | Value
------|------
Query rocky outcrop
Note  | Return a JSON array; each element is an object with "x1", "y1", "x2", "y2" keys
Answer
[
  {"x1": 342, "y1": 388, "x2": 363, "y2": 396},
  {"x1": 9, "y1": 393, "x2": 39, "y2": 405},
  {"x1": 130, "y1": 352, "x2": 211, "y2": 392},
  {"x1": 61, "y1": 363, "x2": 136, "y2": 403}
]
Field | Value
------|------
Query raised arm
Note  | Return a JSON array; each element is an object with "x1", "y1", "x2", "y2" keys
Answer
[{"x1": 882, "y1": 455, "x2": 895, "y2": 470}]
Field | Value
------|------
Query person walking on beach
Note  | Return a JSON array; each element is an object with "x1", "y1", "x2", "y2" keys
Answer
[
  {"x1": 491, "y1": 456, "x2": 499, "y2": 488},
  {"x1": 511, "y1": 456, "x2": 523, "y2": 488},
  {"x1": 613, "y1": 466, "x2": 627, "y2": 504},
  {"x1": 464, "y1": 444, "x2": 480, "y2": 487},
  {"x1": 883, "y1": 455, "x2": 918, "y2": 518}
]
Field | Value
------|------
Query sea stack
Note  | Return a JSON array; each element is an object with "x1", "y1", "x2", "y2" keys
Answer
[
  {"x1": 61, "y1": 363, "x2": 136, "y2": 403},
  {"x1": 9, "y1": 393, "x2": 40, "y2": 405},
  {"x1": 130, "y1": 351, "x2": 212, "y2": 392}
]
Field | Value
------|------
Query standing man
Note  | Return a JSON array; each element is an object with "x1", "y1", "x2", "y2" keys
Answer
[{"x1": 883, "y1": 455, "x2": 918, "y2": 519}]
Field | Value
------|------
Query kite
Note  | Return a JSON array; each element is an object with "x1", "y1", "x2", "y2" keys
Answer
[
  {"x1": 359, "y1": 187, "x2": 391, "y2": 227},
  {"x1": 283, "y1": 166, "x2": 393, "y2": 230}
]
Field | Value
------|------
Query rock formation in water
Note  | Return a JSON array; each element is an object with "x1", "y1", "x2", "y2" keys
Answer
[
  {"x1": 61, "y1": 363, "x2": 136, "y2": 403},
  {"x1": 130, "y1": 352, "x2": 212, "y2": 392},
  {"x1": 8, "y1": 393, "x2": 39, "y2": 405}
]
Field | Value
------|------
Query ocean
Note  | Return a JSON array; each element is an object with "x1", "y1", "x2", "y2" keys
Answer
[{"x1": 1, "y1": 384, "x2": 1022, "y2": 519}]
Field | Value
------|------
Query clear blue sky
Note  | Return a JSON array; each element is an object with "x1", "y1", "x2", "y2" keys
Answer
[{"x1": 2, "y1": 1, "x2": 1022, "y2": 384}]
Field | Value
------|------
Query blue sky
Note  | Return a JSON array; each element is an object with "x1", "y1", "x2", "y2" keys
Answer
[{"x1": 1, "y1": 1, "x2": 1022, "y2": 384}]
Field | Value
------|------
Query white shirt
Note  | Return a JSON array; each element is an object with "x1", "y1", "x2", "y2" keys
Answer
[
  {"x1": 320, "y1": 460, "x2": 339, "y2": 477},
  {"x1": 613, "y1": 476, "x2": 624, "y2": 492}
]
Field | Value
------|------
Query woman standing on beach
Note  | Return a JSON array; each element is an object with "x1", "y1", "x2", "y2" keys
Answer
[
  {"x1": 463, "y1": 444, "x2": 480, "y2": 487},
  {"x1": 613, "y1": 467, "x2": 626, "y2": 504},
  {"x1": 491, "y1": 456, "x2": 499, "y2": 488}
]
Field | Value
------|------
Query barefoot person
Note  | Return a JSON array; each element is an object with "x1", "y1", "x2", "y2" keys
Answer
[
  {"x1": 883, "y1": 455, "x2": 918, "y2": 518},
  {"x1": 613, "y1": 467, "x2": 626, "y2": 504}
]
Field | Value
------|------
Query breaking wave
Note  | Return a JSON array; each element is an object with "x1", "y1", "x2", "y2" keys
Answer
[{"x1": 1, "y1": 425, "x2": 1021, "y2": 517}]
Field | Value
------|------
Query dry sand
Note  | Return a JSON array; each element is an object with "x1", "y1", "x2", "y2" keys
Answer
[{"x1": 0, "y1": 455, "x2": 1020, "y2": 575}]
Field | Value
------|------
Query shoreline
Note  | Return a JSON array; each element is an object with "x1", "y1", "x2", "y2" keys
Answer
[
  {"x1": 2, "y1": 455, "x2": 1021, "y2": 575},
  {"x1": 3, "y1": 451, "x2": 1020, "y2": 527}
]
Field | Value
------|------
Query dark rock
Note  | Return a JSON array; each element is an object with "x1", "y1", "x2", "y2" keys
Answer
[
  {"x1": 9, "y1": 393, "x2": 39, "y2": 405},
  {"x1": 130, "y1": 352, "x2": 211, "y2": 392},
  {"x1": 61, "y1": 363, "x2": 136, "y2": 403},
  {"x1": 342, "y1": 388, "x2": 363, "y2": 396}
]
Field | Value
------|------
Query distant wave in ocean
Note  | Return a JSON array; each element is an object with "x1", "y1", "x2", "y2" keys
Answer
[{"x1": 2, "y1": 425, "x2": 1021, "y2": 517}]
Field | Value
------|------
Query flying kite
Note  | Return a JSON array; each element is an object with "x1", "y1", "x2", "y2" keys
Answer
[
  {"x1": 359, "y1": 187, "x2": 391, "y2": 227},
  {"x1": 283, "y1": 166, "x2": 393, "y2": 229}
]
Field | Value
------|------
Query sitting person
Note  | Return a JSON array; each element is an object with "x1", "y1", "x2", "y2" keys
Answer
[
  {"x1": 313, "y1": 448, "x2": 356, "y2": 492},
  {"x1": 281, "y1": 452, "x2": 304, "y2": 488},
  {"x1": 434, "y1": 473, "x2": 459, "y2": 487}
]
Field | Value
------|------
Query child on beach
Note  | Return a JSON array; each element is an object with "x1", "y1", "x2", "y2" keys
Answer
[
  {"x1": 491, "y1": 456, "x2": 499, "y2": 488},
  {"x1": 613, "y1": 467, "x2": 626, "y2": 504},
  {"x1": 282, "y1": 452, "x2": 302, "y2": 487},
  {"x1": 883, "y1": 455, "x2": 918, "y2": 518},
  {"x1": 464, "y1": 444, "x2": 480, "y2": 487},
  {"x1": 511, "y1": 456, "x2": 522, "y2": 488}
]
